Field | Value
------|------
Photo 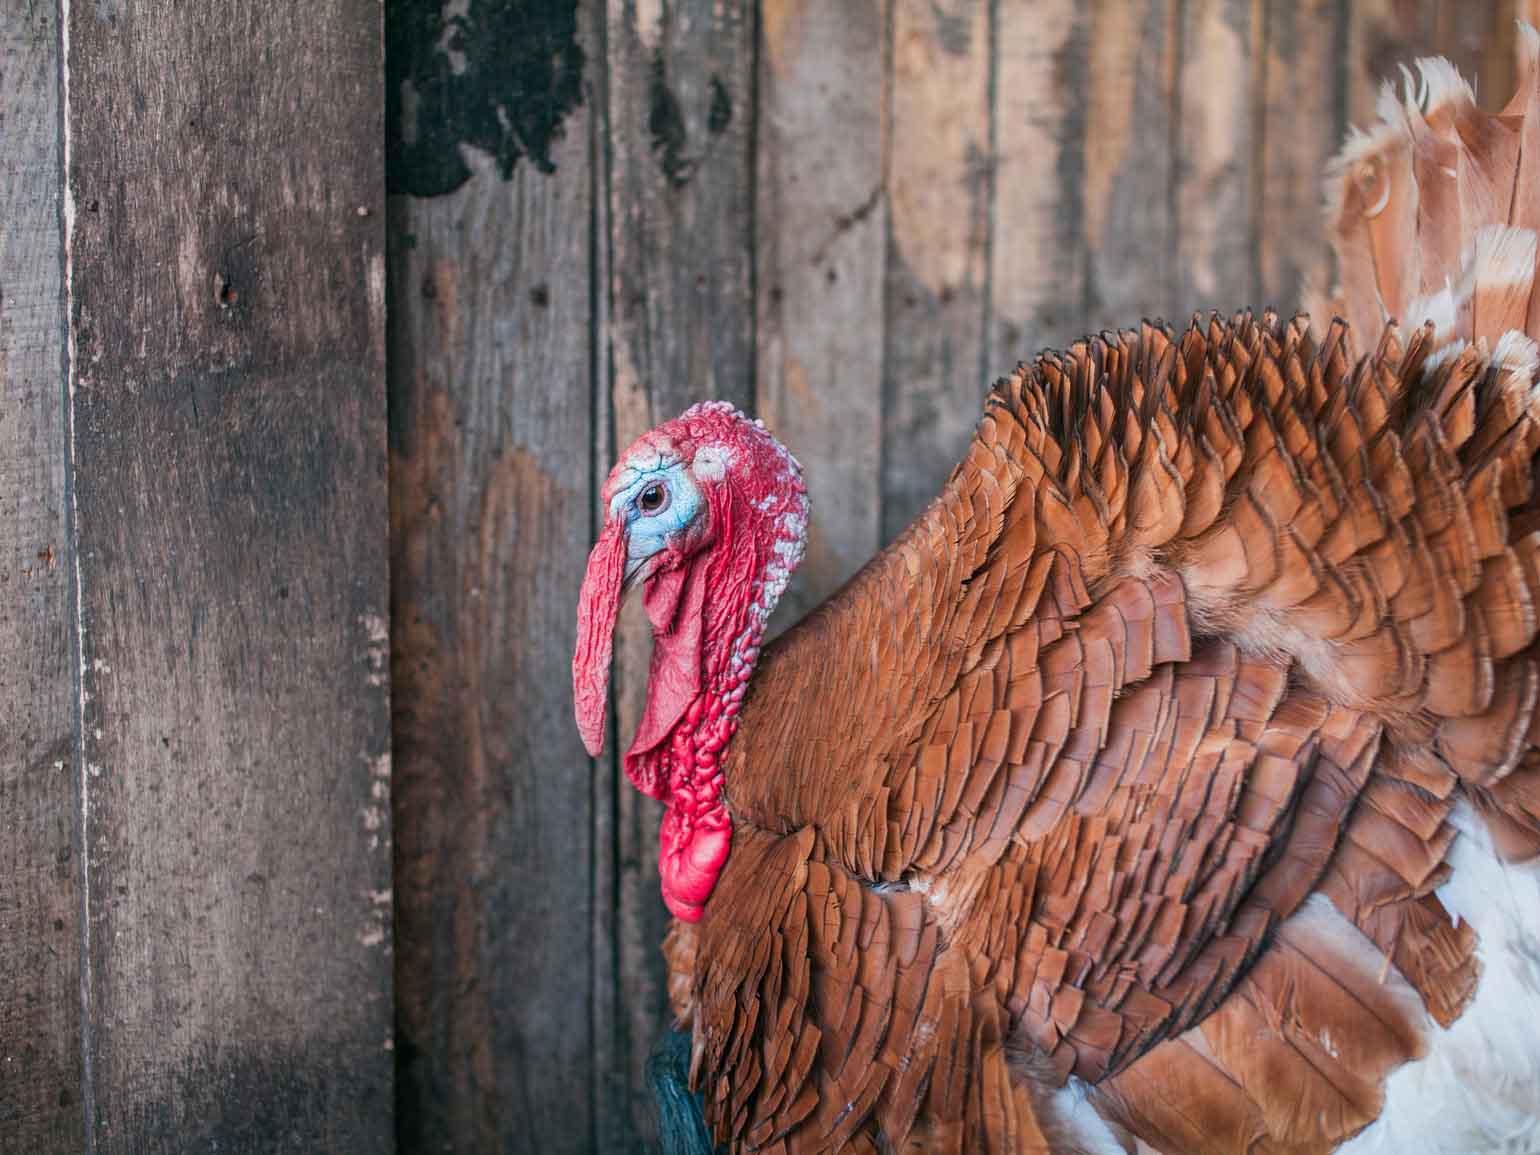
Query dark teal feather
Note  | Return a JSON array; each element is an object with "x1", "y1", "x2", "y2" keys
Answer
[{"x1": 647, "y1": 1028, "x2": 720, "y2": 1155}]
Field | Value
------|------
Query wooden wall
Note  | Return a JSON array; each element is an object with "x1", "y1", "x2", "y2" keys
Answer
[
  {"x1": 1, "y1": 1, "x2": 1536, "y2": 1153},
  {"x1": 2, "y1": 0, "x2": 392, "y2": 1150},
  {"x1": 385, "y1": 1, "x2": 1537, "y2": 1152}
]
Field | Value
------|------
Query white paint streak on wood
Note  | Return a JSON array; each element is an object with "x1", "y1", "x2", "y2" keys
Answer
[{"x1": 636, "y1": 0, "x2": 665, "y2": 52}]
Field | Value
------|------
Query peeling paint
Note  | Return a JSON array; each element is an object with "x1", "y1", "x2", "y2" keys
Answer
[
  {"x1": 360, "y1": 613, "x2": 390, "y2": 687},
  {"x1": 635, "y1": 0, "x2": 665, "y2": 52},
  {"x1": 385, "y1": 0, "x2": 586, "y2": 195}
]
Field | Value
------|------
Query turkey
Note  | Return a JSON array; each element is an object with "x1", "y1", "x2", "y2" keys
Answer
[{"x1": 574, "y1": 32, "x2": 1540, "y2": 1155}]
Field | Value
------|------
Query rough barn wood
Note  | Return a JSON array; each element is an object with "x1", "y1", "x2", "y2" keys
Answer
[
  {"x1": 3, "y1": 2, "x2": 1538, "y2": 1154},
  {"x1": 2, "y1": 0, "x2": 390, "y2": 1151}
]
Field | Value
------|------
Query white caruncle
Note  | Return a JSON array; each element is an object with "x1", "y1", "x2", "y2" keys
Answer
[{"x1": 691, "y1": 444, "x2": 732, "y2": 482}]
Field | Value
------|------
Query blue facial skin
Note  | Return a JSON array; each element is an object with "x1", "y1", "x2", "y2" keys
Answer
[{"x1": 607, "y1": 454, "x2": 706, "y2": 583}]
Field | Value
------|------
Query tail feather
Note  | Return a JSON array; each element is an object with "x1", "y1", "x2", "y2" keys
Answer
[
  {"x1": 647, "y1": 1028, "x2": 720, "y2": 1155},
  {"x1": 1471, "y1": 224, "x2": 1538, "y2": 341},
  {"x1": 1314, "y1": 26, "x2": 1540, "y2": 355},
  {"x1": 1509, "y1": 22, "x2": 1540, "y2": 233},
  {"x1": 1316, "y1": 25, "x2": 1540, "y2": 864}
]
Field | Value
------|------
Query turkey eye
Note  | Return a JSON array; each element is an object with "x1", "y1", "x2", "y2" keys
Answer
[{"x1": 637, "y1": 482, "x2": 668, "y2": 515}]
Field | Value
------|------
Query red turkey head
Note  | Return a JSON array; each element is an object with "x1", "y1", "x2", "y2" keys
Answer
[{"x1": 573, "y1": 401, "x2": 807, "y2": 920}]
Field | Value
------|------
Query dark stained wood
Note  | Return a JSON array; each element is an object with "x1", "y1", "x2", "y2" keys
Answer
[
  {"x1": 1347, "y1": 0, "x2": 1522, "y2": 125},
  {"x1": 987, "y1": 0, "x2": 1088, "y2": 373},
  {"x1": 755, "y1": 0, "x2": 887, "y2": 624},
  {"x1": 882, "y1": 0, "x2": 992, "y2": 540},
  {"x1": 1347, "y1": 0, "x2": 1425, "y2": 128},
  {"x1": 386, "y1": 2, "x2": 599, "y2": 1153},
  {"x1": 63, "y1": 1, "x2": 392, "y2": 1149},
  {"x1": 1257, "y1": 0, "x2": 1344, "y2": 314},
  {"x1": 1175, "y1": 0, "x2": 1260, "y2": 316},
  {"x1": 1487, "y1": 0, "x2": 1540, "y2": 110},
  {"x1": 599, "y1": 0, "x2": 758, "y2": 1148},
  {"x1": 0, "y1": 3, "x2": 82, "y2": 1151},
  {"x1": 1430, "y1": 0, "x2": 1513, "y2": 110},
  {"x1": 1081, "y1": 0, "x2": 1180, "y2": 334},
  {"x1": 605, "y1": 0, "x2": 757, "y2": 427}
]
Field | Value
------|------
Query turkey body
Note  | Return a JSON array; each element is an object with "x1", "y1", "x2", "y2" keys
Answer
[{"x1": 650, "y1": 37, "x2": 1540, "y2": 1155}]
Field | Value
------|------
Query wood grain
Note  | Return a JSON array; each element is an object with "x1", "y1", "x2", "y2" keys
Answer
[
  {"x1": 63, "y1": 1, "x2": 392, "y2": 1148},
  {"x1": 1175, "y1": 0, "x2": 1260, "y2": 316},
  {"x1": 600, "y1": 0, "x2": 758, "y2": 1148},
  {"x1": 755, "y1": 0, "x2": 887, "y2": 625},
  {"x1": 387, "y1": 2, "x2": 599, "y2": 1152},
  {"x1": 1491, "y1": 0, "x2": 1540, "y2": 106},
  {"x1": 1257, "y1": 0, "x2": 1344, "y2": 314},
  {"x1": 882, "y1": 0, "x2": 992, "y2": 540},
  {"x1": 1347, "y1": 0, "x2": 1520, "y2": 125},
  {"x1": 988, "y1": 0, "x2": 1087, "y2": 374},
  {"x1": 0, "y1": 3, "x2": 81, "y2": 1150},
  {"x1": 1082, "y1": 0, "x2": 1180, "y2": 333}
]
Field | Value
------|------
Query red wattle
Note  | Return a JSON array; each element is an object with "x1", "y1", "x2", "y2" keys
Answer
[
  {"x1": 658, "y1": 799, "x2": 733, "y2": 922},
  {"x1": 642, "y1": 561, "x2": 689, "y2": 631},
  {"x1": 624, "y1": 554, "x2": 709, "y2": 798},
  {"x1": 572, "y1": 519, "x2": 628, "y2": 757}
]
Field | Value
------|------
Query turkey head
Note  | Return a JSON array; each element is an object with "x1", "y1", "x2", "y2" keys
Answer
[{"x1": 574, "y1": 401, "x2": 807, "y2": 920}]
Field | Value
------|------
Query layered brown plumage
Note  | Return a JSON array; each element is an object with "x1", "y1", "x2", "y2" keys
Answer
[{"x1": 656, "y1": 31, "x2": 1540, "y2": 1155}]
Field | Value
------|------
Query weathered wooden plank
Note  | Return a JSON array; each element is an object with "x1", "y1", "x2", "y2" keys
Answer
[
  {"x1": 756, "y1": 0, "x2": 887, "y2": 624},
  {"x1": 883, "y1": 0, "x2": 992, "y2": 540},
  {"x1": 1347, "y1": 0, "x2": 1422, "y2": 128},
  {"x1": 1489, "y1": 0, "x2": 1540, "y2": 107},
  {"x1": 600, "y1": 0, "x2": 757, "y2": 1149},
  {"x1": 386, "y1": 2, "x2": 597, "y2": 1153},
  {"x1": 1175, "y1": 0, "x2": 1260, "y2": 316},
  {"x1": 1424, "y1": 0, "x2": 1513, "y2": 111},
  {"x1": 63, "y1": 2, "x2": 392, "y2": 1149},
  {"x1": 988, "y1": 0, "x2": 1087, "y2": 371},
  {"x1": 1347, "y1": 0, "x2": 1509, "y2": 125},
  {"x1": 1257, "y1": 0, "x2": 1344, "y2": 315},
  {"x1": 0, "y1": 3, "x2": 81, "y2": 1150},
  {"x1": 1082, "y1": 0, "x2": 1180, "y2": 333}
]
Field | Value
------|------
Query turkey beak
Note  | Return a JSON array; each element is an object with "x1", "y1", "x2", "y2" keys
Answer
[{"x1": 573, "y1": 517, "x2": 628, "y2": 757}]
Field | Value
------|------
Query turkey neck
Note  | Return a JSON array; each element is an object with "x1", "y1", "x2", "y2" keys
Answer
[{"x1": 627, "y1": 482, "x2": 808, "y2": 922}]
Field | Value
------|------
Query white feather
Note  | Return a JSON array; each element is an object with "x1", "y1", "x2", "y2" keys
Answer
[
  {"x1": 1471, "y1": 225, "x2": 1539, "y2": 291},
  {"x1": 1414, "y1": 55, "x2": 1476, "y2": 116},
  {"x1": 1494, "y1": 329, "x2": 1540, "y2": 380},
  {"x1": 1050, "y1": 1077, "x2": 1134, "y2": 1155},
  {"x1": 1338, "y1": 806, "x2": 1540, "y2": 1154}
]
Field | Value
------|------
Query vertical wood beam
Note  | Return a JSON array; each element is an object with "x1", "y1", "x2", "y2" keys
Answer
[
  {"x1": 988, "y1": 0, "x2": 1088, "y2": 370},
  {"x1": 1175, "y1": 0, "x2": 1260, "y2": 318},
  {"x1": 1081, "y1": 0, "x2": 1180, "y2": 335},
  {"x1": 599, "y1": 0, "x2": 757, "y2": 1147},
  {"x1": 63, "y1": 2, "x2": 393, "y2": 1147},
  {"x1": 0, "y1": 1, "x2": 81, "y2": 1146},
  {"x1": 386, "y1": 1, "x2": 598, "y2": 1152},
  {"x1": 1257, "y1": 0, "x2": 1344, "y2": 315},
  {"x1": 755, "y1": 0, "x2": 888, "y2": 625},
  {"x1": 882, "y1": 0, "x2": 992, "y2": 541}
]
